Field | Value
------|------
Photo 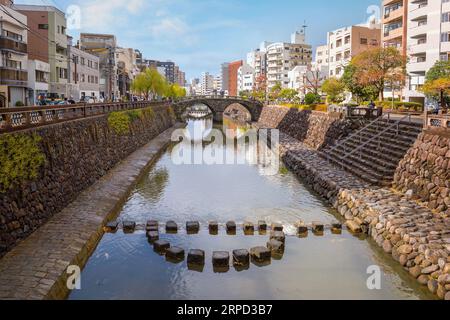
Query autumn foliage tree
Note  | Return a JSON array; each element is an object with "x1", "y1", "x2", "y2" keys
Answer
[
  {"x1": 421, "y1": 60, "x2": 450, "y2": 112},
  {"x1": 351, "y1": 47, "x2": 406, "y2": 100}
]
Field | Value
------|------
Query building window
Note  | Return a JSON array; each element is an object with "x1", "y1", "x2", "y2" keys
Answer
[
  {"x1": 360, "y1": 38, "x2": 368, "y2": 45},
  {"x1": 38, "y1": 24, "x2": 49, "y2": 30}
]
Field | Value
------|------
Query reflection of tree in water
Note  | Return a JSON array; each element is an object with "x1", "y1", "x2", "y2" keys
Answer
[{"x1": 136, "y1": 167, "x2": 169, "y2": 204}]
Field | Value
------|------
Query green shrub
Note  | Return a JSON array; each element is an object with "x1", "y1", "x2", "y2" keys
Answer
[
  {"x1": 127, "y1": 110, "x2": 142, "y2": 122},
  {"x1": 15, "y1": 101, "x2": 25, "y2": 107},
  {"x1": 142, "y1": 107, "x2": 155, "y2": 120},
  {"x1": 304, "y1": 93, "x2": 320, "y2": 105},
  {"x1": 108, "y1": 111, "x2": 131, "y2": 135},
  {"x1": 0, "y1": 133, "x2": 45, "y2": 192}
]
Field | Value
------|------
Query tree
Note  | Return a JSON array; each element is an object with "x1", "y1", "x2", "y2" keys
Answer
[
  {"x1": 302, "y1": 68, "x2": 327, "y2": 96},
  {"x1": 341, "y1": 63, "x2": 378, "y2": 103},
  {"x1": 321, "y1": 77, "x2": 345, "y2": 103},
  {"x1": 279, "y1": 88, "x2": 298, "y2": 101},
  {"x1": 270, "y1": 82, "x2": 282, "y2": 100},
  {"x1": 131, "y1": 68, "x2": 167, "y2": 100},
  {"x1": 351, "y1": 47, "x2": 406, "y2": 100},
  {"x1": 304, "y1": 92, "x2": 320, "y2": 105},
  {"x1": 253, "y1": 74, "x2": 267, "y2": 102},
  {"x1": 421, "y1": 60, "x2": 450, "y2": 111}
]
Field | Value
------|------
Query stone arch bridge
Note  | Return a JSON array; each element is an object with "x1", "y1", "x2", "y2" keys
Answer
[{"x1": 172, "y1": 96, "x2": 264, "y2": 122}]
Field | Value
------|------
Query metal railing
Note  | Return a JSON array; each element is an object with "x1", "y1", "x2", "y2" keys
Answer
[
  {"x1": 334, "y1": 114, "x2": 412, "y2": 171},
  {"x1": 0, "y1": 101, "x2": 169, "y2": 133}
]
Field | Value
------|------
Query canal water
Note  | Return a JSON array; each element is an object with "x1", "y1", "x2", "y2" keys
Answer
[{"x1": 69, "y1": 116, "x2": 434, "y2": 300}]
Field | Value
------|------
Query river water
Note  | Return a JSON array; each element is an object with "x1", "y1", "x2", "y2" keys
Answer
[{"x1": 69, "y1": 116, "x2": 434, "y2": 300}]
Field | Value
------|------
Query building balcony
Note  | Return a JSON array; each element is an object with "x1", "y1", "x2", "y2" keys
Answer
[
  {"x1": 409, "y1": 24, "x2": 428, "y2": 39},
  {"x1": 407, "y1": 61, "x2": 428, "y2": 74},
  {"x1": 0, "y1": 67, "x2": 28, "y2": 87},
  {"x1": 441, "y1": 42, "x2": 450, "y2": 53},
  {"x1": 384, "y1": 27, "x2": 403, "y2": 41},
  {"x1": 408, "y1": 3, "x2": 428, "y2": 22},
  {"x1": 0, "y1": 37, "x2": 27, "y2": 55},
  {"x1": 383, "y1": 7, "x2": 403, "y2": 24},
  {"x1": 408, "y1": 42, "x2": 427, "y2": 56}
]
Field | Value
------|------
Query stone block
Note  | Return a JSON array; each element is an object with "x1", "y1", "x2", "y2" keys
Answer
[
  {"x1": 104, "y1": 221, "x2": 118, "y2": 232},
  {"x1": 243, "y1": 222, "x2": 254, "y2": 235},
  {"x1": 212, "y1": 251, "x2": 229, "y2": 267},
  {"x1": 166, "y1": 247, "x2": 185, "y2": 261},
  {"x1": 346, "y1": 220, "x2": 362, "y2": 234},
  {"x1": 209, "y1": 221, "x2": 219, "y2": 234},
  {"x1": 270, "y1": 231, "x2": 286, "y2": 243},
  {"x1": 146, "y1": 220, "x2": 159, "y2": 232},
  {"x1": 187, "y1": 249, "x2": 205, "y2": 265},
  {"x1": 250, "y1": 247, "x2": 271, "y2": 262},
  {"x1": 226, "y1": 221, "x2": 236, "y2": 234},
  {"x1": 331, "y1": 222, "x2": 343, "y2": 234},
  {"x1": 123, "y1": 221, "x2": 136, "y2": 233},
  {"x1": 153, "y1": 240, "x2": 170, "y2": 253},
  {"x1": 186, "y1": 221, "x2": 200, "y2": 234},
  {"x1": 147, "y1": 231, "x2": 159, "y2": 242},
  {"x1": 295, "y1": 221, "x2": 308, "y2": 234},
  {"x1": 166, "y1": 221, "x2": 178, "y2": 233},
  {"x1": 267, "y1": 239, "x2": 284, "y2": 253},
  {"x1": 258, "y1": 221, "x2": 267, "y2": 232},
  {"x1": 271, "y1": 223, "x2": 283, "y2": 232},
  {"x1": 312, "y1": 222, "x2": 324, "y2": 233},
  {"x1": 232, "y1": 249, "x2": 250, "y2": 266}
]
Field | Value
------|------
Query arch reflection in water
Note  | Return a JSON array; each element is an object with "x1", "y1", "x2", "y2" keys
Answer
[{"x1": 171, "y1": 119, "x2": 279, "y2": 176}]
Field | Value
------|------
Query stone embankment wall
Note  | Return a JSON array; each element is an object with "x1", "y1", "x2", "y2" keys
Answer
[
  {"x1": 393, "y1": 129, "x2": 450, "y2": 215},
  {"x1": 258, "y1": 105, "x2": 364, "y2": 150},
  {"x1": 0, "y1": 106, "x2": 175, "y2": 257}
]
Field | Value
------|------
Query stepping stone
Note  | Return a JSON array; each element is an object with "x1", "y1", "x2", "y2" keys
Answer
[
  {"x1": 258, "y1": 221, "x2": 267, "y2": 232},
  {"x1": 232, "y1": 249, "x2": 250, "y2": 266},
  {"x1": 166, "y1": 221, "x2": 178, "y2": 233},
  {"x1": 123, "y1": 221, "x2": 136, "y2": 232},
  {"x1": 105, "y1": 221, "x2": 119, "y2": 232},
  {"x1": 226, "y1": 221, "x2": 236, "y2": 234},
  {"x1": 271, "y1": 223, "x2": 283, "y2": 232},
  {"x1": 346, "y1": 220, "x2": 362, "y2": 233},
  {"x1": 187, "y1": 249, "x2": 205, "y2": 265},
  {"x1": 332, "y1": 223, "x2": 343, "y2": 234},
  {"x1": 250, "y1": 247, "x2": 271, "y2": 262},
  {"x1": 212, "y1": 251, "x2": 230, "y2": 267},
  {"x1": 295, "y1": 221, "x2": 308, "y2": 234},
  {"x1": 146, "y1": 220, "x2": 159, "y2": 232},
  {"x1": 186, "y1": 221, "x2": 200, "y2": 234},
  {"x1": 312, "y1": 222, "x2": 324, "y2": 233},
  {"x1": 267, "y1": 239, "x2": 284, "y2": 253},
  {"x1": 166, "y1": 247, "x2": 185, "y2": 260},
  {"x1": 153, "y1": 240, "x2": 170, "y2": 253},
  {"x1": 270, "y1": 231, "x2": 286, "y2": 243},
  {"x1": 147, "y1": 231, "x2": 159, "y2": 242},
  {"x1": 243, "y1": 222, "x2": 254, "y2": 234},
  {"x1": 209, "y1": 221, "x2": 219, "y2": 234}
]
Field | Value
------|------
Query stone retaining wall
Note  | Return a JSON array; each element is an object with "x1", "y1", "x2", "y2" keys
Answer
[
  {"x1": 0, "y1": 106, "x2": 175, "y2": 258},
  {"x1": 272, "y1": 131, "x2": 449, "y2": 300},
  {"x1": 393, "y1": 129, "x2": 450, "y2": 215},
  {"x1": 258, "y1": 105, "x2": 364, "y2": 150}
]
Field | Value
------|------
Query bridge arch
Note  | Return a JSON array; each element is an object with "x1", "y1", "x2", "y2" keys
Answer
[{"x1": 172, "y1": 97, "x2": 263, "y2": 122}]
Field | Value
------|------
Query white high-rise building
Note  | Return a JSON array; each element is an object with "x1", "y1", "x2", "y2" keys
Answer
[
  {"x1": 213, "y1": 75, "x2": 222, "y2": 93},
  {"x1": 266, "y1": 30, "x2": 312, "y2": 89},
  {"x1": 405, "y1": 0, "x2": 450, "y2": 106},
  {"x1": 313, "y1": 45, "x2": 329, "y2": 75}
]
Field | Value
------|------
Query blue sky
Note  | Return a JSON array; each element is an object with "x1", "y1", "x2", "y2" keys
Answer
[{"x1": 16, "y1": 0, "x2": 381, "y2": 80}]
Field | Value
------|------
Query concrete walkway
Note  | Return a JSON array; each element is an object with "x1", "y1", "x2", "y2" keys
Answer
[{"x1": 0, "y1": 125, "x2": 180, "y2": 300}]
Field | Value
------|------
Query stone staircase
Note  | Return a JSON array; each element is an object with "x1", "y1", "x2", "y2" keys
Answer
[{"x1": 319, "y1": 115, "x2": 423, "y2": 186}]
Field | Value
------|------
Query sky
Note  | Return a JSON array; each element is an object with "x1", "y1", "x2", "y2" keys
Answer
[{"x1": 15, "y1": 0, "x2": 381, "y2": 80}]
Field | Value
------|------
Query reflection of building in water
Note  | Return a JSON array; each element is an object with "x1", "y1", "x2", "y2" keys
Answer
[
  {"x1": 186, "y1": 103, "x2": 213, "y2": 119},
  {"x1": 223, "y1": 103, "x2": 251, "y2": 122}
]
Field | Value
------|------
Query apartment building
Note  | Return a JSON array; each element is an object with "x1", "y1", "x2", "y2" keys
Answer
[
  {"x1": 382, "y1": 0, "x2": 408, "y2": 56},
  {"x1": 313, "y1": 45, "x2": 329, "y2": 73},
  {"x1": 69, "y1": 44, "x2": 100, "y2": 101},
  {"x1": 228, "y1": 60, "x2": 243, "y2": 96},
  {"x1": 326, "y1": 22, "x2": 381, "y2": 78},
  {"x1": 237, "y1": 62, "x2": 254, "y2": 94},
  {"x1": 200, "y1": 72, "x2": 214, "y2": 95},
  {"x1": 80, "y1": 33, "x2": 118, "y2": 101},
  {"x1": 213, "y1": 74, "x2": 222, "y2": 94},
  {"x1": 27, "y1": 59, "x2": 49, "y2": 105},
  {"x1": 247, "y1": 42, "x2": 271, "y2": 79},
  {"x1": 0, "y1": 1, "x2": 28, "y2": 107},
  {"x1": 221, "y1": 62, "x2": 229, "y2": 94},
  {"x1": 15, "y1": 4, "x2": 69, "y2": 100},
  {"x1": 116, "y1": 47, "x2": 138, "y2": 100},
  {"x1": 157, "y1": 61, "x2": 175, "y2": 83},
  {"x1": 405, "y1": 0, "x2": 450, "y2": 106},
  {"x1": 266, "y1": 30, "x2": 312, "y2": 89}
]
